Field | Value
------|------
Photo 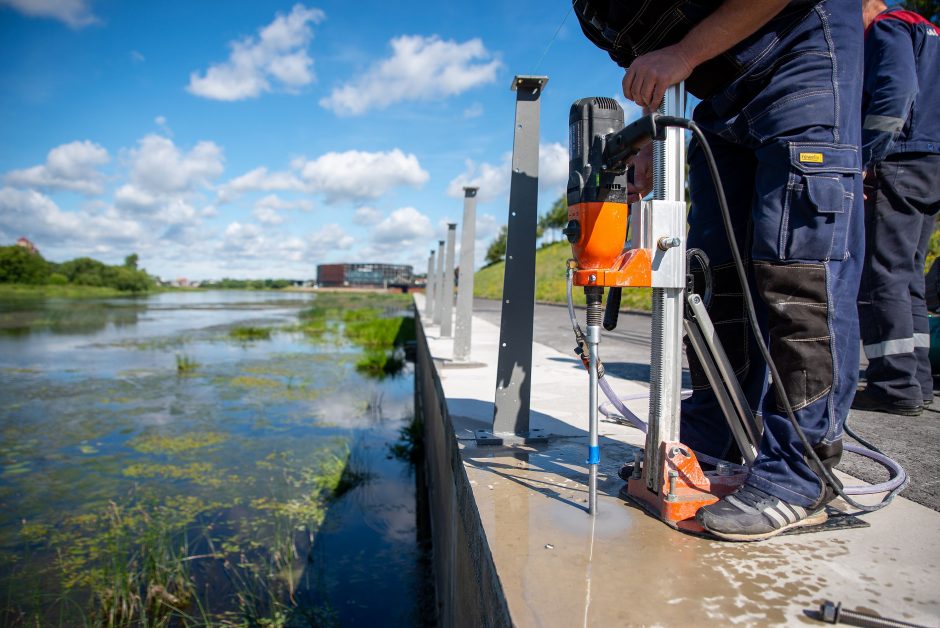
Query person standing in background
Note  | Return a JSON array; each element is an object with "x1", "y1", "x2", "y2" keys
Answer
[{"x1": 853, "y1": 0, "x2": 940, "y2": 417}]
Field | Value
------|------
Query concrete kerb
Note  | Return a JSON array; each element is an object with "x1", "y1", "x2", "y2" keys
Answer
[{"x1": 412, "y1": 293, "x2": 940, "y2": 627}]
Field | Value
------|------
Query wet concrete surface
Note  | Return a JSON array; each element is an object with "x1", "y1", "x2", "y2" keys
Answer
[
  {"x1": 473, "y1": 298, "x2": 940, "y2": 513},
  {"x1": 420, "y1": 295, "x2": 940, "y2": 626}
]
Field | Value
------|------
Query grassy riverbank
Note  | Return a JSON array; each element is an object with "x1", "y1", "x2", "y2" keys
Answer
[
  {"x1": 0, "y1": 284, "x2": 140, "y2": 299},
  {"x1": 473, "y1": 241, "x2": 653, "y2": 311}
]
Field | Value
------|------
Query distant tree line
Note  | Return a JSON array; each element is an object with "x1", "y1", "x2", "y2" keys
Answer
[
  {"x1": 200, "y1": 278, "x2": 293, "y2": 290},
  {"x1": 0, "y1": 246, "x2": 155, "y2": 292}
]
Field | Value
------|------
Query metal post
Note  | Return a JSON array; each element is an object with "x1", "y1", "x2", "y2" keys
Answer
[
  {"x1": 454, "y1": 187, "x2": 478, "y2": 361},
  {"x1": 489, "y1": 75, "x2": 549, "y2": 440},
  {"x1": 425, "y1": 250, "x2": 435, "y2": 317},
  {"x1": 441, "y1": 224, "x2": 457, "y2": 337},
  {"x1": 433, "y1": 240, "x2": 445, "y2": 326},
  {"x1": 645, "y1": 82, "x2": 687, "y2": 493}
]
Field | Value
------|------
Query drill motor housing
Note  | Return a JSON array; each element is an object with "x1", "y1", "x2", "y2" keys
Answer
[{"x1": 566, "y1": 98, "x2": 656, "y2": 288}]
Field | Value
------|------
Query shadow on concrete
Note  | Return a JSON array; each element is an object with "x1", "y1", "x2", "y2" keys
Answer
[
  {"x1": 450, "y1": 397, "x2": 641, "y2": 514},
  {"x1": 546, "y1": 355, "x2": 693, "y2": 389}
]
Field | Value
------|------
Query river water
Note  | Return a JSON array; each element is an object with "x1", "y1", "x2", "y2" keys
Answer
[{"x1": 0, "y1": 290, "x2": 431, "y2": 626}]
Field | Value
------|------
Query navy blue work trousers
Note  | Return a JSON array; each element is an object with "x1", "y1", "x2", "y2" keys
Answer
[
  {"x1": 679, "y1": 1, "x2": 863, "y2": 508},
  {"x1": 858, "y1": 153, "x2": 940, "y2": 404}
]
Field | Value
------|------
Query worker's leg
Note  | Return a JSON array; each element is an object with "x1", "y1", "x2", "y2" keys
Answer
[
  {"x1": 857, "y1": 157, "x2": 931, "y2": 410},
  {"x1": 738, "y1": 130, "x2": 863, "y2": 509},
  {"x1": 681, "y1": 131, "x2": 762, "y2": 462},
  {"x1": 860, "y1": 154, "x2": 940, "y2": 407},
  {"x1": 695, "y1": 3, "x2": 864, "y2": 539}
]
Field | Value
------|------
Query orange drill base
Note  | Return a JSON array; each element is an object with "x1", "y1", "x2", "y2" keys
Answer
[
  {"x1": 572, "y1": 248, "x2": 653, "y2": 288},
  {"x1": 626, "y1": 442, "x2": 746, "y2": 533}
]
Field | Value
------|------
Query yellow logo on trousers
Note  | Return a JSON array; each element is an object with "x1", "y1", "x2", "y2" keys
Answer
[{"x1": 799, "y1": 152, "x2": 824, "y2": 163}]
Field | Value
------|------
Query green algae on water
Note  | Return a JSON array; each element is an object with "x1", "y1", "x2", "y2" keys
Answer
[{"x1": 128, "y1": 430, "x2": 227, "y2": 455}]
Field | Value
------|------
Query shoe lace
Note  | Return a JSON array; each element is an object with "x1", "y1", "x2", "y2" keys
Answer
[{"x1": 731, "y1": 485, "x2": 774, "y2": 510}]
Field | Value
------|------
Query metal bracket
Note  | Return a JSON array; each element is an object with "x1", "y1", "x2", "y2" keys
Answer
[{"x1": 474, "y1": 428, "x2": 548, "y2": 447}]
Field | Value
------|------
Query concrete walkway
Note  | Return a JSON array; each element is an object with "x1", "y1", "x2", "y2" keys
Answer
[{"x1": 417, "y1": 294, "x2": 940, "y2": 627}]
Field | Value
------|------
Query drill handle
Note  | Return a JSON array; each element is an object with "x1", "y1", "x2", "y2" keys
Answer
[{"x1": 603, "y1": 288, "x2": 622, "y2": 331}]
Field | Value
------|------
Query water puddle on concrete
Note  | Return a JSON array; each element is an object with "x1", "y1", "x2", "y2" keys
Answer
[{"x1": 0, "y1": 290, "x2": 431, "y2": 625}]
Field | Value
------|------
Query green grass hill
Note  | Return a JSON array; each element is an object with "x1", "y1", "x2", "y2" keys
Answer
[{"x1": 473, "y1": 241, "x2": 653, "y2": 311}]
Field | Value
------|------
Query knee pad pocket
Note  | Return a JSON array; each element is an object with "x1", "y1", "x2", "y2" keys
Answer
[{"x1": 754, "y1": 261, "x2": 833, "y2": 411}]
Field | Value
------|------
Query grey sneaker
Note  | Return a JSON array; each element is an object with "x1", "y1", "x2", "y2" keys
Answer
[{"x1": 696, "y1": 484, "x2": 827, "y2": 542}]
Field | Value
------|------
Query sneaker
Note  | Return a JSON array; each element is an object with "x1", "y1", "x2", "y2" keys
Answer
[
  {"x1": 851, "y1": 389, "x2": 922, "y2": 417},
  {"x1": 695, "y1": 484, "x2": 827, "y2": 542}
]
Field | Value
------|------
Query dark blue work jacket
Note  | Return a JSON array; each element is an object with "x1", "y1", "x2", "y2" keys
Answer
[
  {"x1": 573, "y1": 0, "x2": 822, "y2": 99},
  {"x1": 863, "y1": 9, "x2": 940, "y2": 167}
]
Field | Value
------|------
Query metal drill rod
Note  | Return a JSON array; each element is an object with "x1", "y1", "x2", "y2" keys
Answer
[{"x1": 587, "y1": 323, "x2": 600, "y2": 515}]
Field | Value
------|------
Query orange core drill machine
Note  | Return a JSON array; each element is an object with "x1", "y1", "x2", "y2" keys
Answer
[{"x1": 564, "y1": 90, "x2": 761, "y2": 528}]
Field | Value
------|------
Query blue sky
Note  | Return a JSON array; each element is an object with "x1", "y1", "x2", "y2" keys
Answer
[{"x1": 0, "y1": 0, "x2": 637, "y2": 280}]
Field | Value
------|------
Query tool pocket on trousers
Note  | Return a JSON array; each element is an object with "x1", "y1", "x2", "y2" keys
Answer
[{"x1": 782, "y1": 143, "x2": 859, "y2": 262}]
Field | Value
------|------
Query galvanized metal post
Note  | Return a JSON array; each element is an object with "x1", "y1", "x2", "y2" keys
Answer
[
  {"x1": 425, "y1": 250, "x2": 435, "y2": 317},
  {"x1": 441, "y1": 224, "x2": 457, "y2": 337},
  {"x1": 433, "y1": 240, "x2": 445, "y2": 326},
  {"x1": 489, "y1": 75, "x2": 549, "y2": 439},
  {"x1": 645, "y1": 83, "x2": 687, "y2": 493},
  {"x1": 453, "y1": 187, "x2": 478, "y2": 361}
]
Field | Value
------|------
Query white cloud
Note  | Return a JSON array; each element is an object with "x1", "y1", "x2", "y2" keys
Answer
[
  {"x1": 253, "y1": 206, "x2": 284, "y2": 225},
  {"x1": 371, "y1": 206, "x2": 433, "y2": 245},
  {"x1": 124, "y1": 134, "x2": 223, "y2": 196},
  {"x1": 353, "y1": 206, "x2": 381, "y2": 225},
  {"x1": 218, "y1": 167, "x2": 303, "y2": 202},
  {"x1": 320, "y1": 35, "x2": 501, "y2": 116},
  {"x1": 0, "y1": 187, "x2": 141, "y2": 247},
  {"x1": 446, "y1": 142, "x2": 568, "y2": 203},
  {"x1": 0, "y1": 0, "x2": 97, "y2": 29},
  {"x1": 294, "y1": 149, "x2": 428, "y2": 203},
  {"x1": 131, "y1": 50, "x2": 146, "y2": 63},
  {"x1": 114, "y1": 184, "x2": 158, "y2": 211},
  {"x1": 309, "y1": 223, "x2": 354, "y2": 251},
  {"x1": 255, "y1": 194, "x2": 314, "y2": 212},
  {"x1": 4, "y1": 140, "x2": 109, "y2": 195},
  {"x1": 447, "y1": 152, "x2": 510, "y2": 203},
  {"x1": 187, "y1": 4, "x2": 325, "y2": 101}
]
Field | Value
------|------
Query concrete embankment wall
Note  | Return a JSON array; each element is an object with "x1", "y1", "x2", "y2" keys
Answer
[{"x1": 415, "y1": 316, "x2": 511, "y2": 628}]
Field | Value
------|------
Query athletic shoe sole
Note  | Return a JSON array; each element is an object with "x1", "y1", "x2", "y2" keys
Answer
[{"x1": 702, "y1": 509, "x2": 828, "y2": 542}]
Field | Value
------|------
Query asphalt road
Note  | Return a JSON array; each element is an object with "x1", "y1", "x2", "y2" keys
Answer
[{"x1": 474, "y1": 298, "x2": 940, "y2": 512}]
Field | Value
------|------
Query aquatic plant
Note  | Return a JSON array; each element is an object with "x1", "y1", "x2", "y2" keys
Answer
[
  {"x1": 355, "y1": 349, "x2": 405, "y2": 379},
  {"x1": 128, "y1": 431, "x2": 227, "y2": 455},
  {"x1": 229, "y1": 326, "x2": 272, "y2": 341},
  {"x1": 389, "y1": 413, "x2": 424, "y2": 466},
  {"x1": 175, "y1": 354, "x2": 199, "y2": 374}
]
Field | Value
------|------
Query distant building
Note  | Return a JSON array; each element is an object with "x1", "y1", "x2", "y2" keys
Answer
[
  {"x1": 317, "y1": 263, "x2": 413, "y2": 288},
  {"x1": 15, "y1": 237, "x2": 39, "y2": 255}
]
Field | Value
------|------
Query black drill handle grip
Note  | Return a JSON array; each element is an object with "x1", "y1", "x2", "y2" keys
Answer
[{"x1": 604, "y1": 288, "x2": 622, "y2": 331}]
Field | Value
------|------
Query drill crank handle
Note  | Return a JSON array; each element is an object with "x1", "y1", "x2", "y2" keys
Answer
[{"x1": 603, "y1": 288, "x2": 622, "y2": 331}]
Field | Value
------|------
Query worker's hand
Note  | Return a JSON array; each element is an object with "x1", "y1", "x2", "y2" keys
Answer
[
  {"x1": 627, "y1": 141, "x2": 653, "y2": 203},
  {"x1": 622, "y1": 45, "x2": 696, "y2": 109}
]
